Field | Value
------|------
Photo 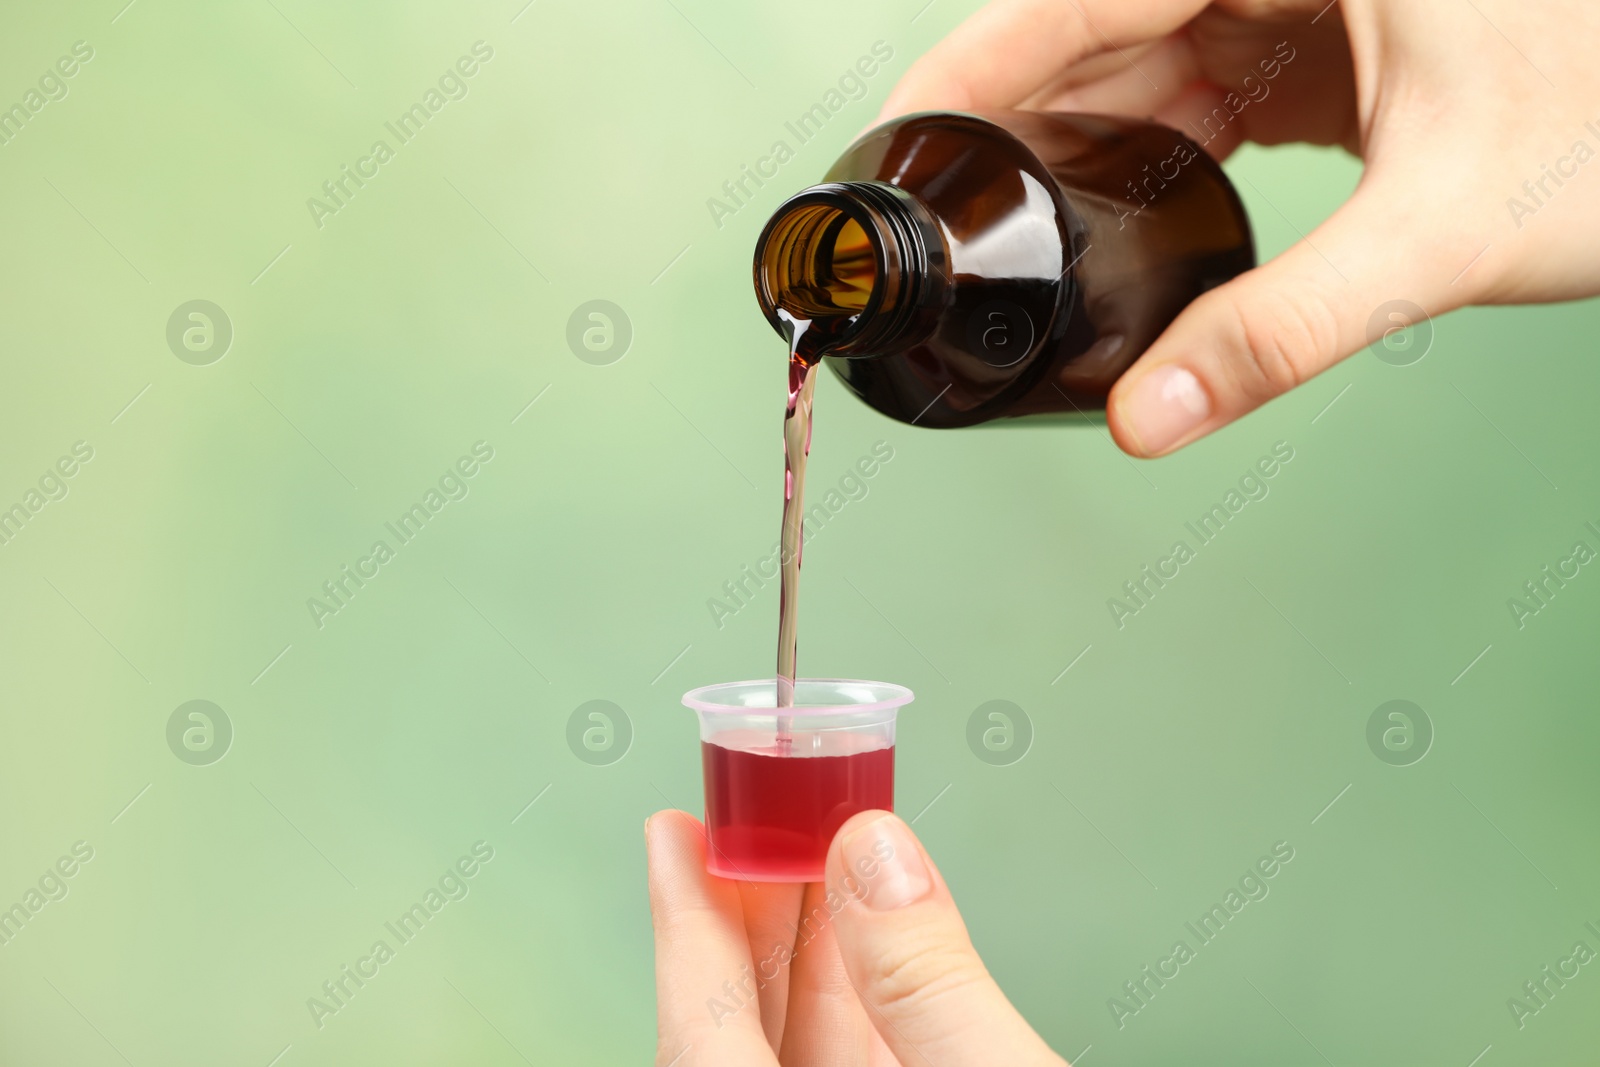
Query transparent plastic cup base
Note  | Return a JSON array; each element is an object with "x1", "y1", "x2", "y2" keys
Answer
[{"x1": 684, "y1": 679, "x2": 914, "y2": 882}]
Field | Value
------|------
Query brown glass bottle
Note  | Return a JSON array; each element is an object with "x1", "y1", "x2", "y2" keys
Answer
[{"x1": 753, "y1": 111, "x2": 1255, "y2": 428}]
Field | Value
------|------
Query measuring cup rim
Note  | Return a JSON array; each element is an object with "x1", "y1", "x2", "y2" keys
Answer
[{"x1": 682, "y1": 678, "x2": 914, "y2": 715}]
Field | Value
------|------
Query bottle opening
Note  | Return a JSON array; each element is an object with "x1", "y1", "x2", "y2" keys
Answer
[
  {"x1": 757, "y1": 199, "x2": 881, "y2": 360},
  {"x1": 761, "y1": 204, "x2": 878, "y2": 319},
  {"x1": 754, "y1": 182, "x2": 936, "y2": 363}
]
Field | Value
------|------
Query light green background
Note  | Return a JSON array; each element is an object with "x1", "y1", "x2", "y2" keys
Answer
[{"x1": 1, "y1": 1, "x2": 1597, "y2": 1064}]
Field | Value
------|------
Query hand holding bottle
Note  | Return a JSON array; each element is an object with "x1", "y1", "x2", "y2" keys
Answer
[
  {"x1": 881, "y1": 0, "x2": 1600, "y2": 455},
  {"x1": 647, "y1": 809, "x2": 1066, "y2": 1065}
]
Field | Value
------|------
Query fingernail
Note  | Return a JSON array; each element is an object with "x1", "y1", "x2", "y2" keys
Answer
[
  {"x1": 1122, "y1": 366, "x2": 1210, "y2": 455},
  {"x1": 842, "y1": 815, "x2": 932, "y2": 910}
]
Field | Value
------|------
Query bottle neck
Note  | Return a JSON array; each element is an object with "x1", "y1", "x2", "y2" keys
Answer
[{"x1": 754, "y1": 181, "x2": 941, "y2": 362}]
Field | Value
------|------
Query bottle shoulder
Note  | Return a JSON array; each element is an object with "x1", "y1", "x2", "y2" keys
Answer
[{"x1": 824, "y1": 112, "x2": 1074, "y2": 283}]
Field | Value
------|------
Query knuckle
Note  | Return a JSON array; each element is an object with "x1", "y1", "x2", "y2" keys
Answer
[
  {"x1": 863, "y1": 938, "x2": 988, "y2": 1016},
  {"x1": 1226, "y1": 286, "x2": 1338, "y2": 403}
]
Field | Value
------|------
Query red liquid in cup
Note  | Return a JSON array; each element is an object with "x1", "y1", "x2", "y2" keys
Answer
[{"x1": 701, "y1": 740, "x2": 894, "y2": 881}]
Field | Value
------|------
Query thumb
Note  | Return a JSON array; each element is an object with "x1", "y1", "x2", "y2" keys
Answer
[
  {"x1": 825, "y1": 811, "x2": 1064, "y2": 1066},
  {"x1": 1107, "y1": 181, "x2": 1459, "y2": 457}
]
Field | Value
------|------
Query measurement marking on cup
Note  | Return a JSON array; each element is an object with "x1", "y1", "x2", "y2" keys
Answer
[
  {"x1": 511, "y1": 784, "x2": 551, "y2": 824},
  {"x1": 908, "y1": 783, "x2": 951, "y2": 825},
  {"x1": 1311, "y1": 783, "x2": 1351, "y2": 825}
]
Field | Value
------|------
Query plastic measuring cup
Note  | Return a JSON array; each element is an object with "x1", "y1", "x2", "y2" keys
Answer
[{"x1": 683, "y1": 678, "x2": 914, "y2": 882}]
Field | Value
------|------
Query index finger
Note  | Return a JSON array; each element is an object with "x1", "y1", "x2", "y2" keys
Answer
[
  {"x1": 878, "y1": 0, "x2": 1209, "y2": 118},
  {"x1": 647, "y1": 811, "x2": 776, "y2": 1066}
]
